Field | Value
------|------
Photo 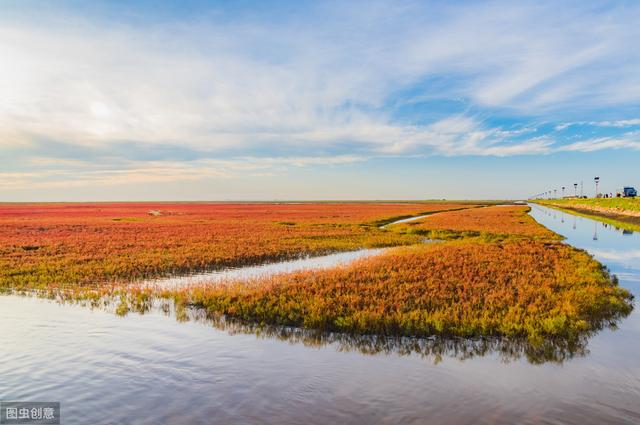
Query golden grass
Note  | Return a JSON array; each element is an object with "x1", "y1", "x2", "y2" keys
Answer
[{"x1": 172, "y1": 239, "x2": 630, "y2": 341}]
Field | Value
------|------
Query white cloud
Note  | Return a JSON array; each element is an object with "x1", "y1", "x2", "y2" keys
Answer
[
  {"x1": 556, "y1": 119, "x2": 640, "y2": 130},
  {"x1": 558, "y1": 136, "x2": 640, "y2": 153},
  {"x1": 1, "y1": 0, "x2": 640, "y2": 201},
  {"x1": 1, "y1": 155, "x2": 367, "y2": 190},
  {"x1": 597, "y1": 119, "x2": 640, "y2": 128},
  {"x1": 590, "y1": 249, "x2": 640, "y2": 265}
]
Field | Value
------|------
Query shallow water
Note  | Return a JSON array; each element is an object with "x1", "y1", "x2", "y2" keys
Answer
[
  {"x1": 143, "y1": 248, "x2": 386, "y2": 288},
  {"x1": 1, "y1": 205, "x2": 640, "y2": 425},
  {"x1": 379, "y1": 213, "x2": 431, "y2": 227}
]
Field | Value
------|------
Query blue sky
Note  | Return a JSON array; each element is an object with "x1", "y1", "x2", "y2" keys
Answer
[{"x1": 1, "y1": 0, "x2": 640, "y2": 200}]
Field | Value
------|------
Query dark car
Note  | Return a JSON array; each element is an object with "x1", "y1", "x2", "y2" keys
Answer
[{"x1": 623, "y1": 187, "x2": 637, "y2": 197}]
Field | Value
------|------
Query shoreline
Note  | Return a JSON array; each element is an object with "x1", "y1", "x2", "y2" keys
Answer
[{"x1": 532, "y1": 201, "x2": 640, "y2": 232}]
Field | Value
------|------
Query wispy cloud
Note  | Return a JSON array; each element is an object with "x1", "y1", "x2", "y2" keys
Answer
[
  {"x1": 556, "y1": 119, "x2": 640, "y2": 130},
  {"x1": 1, "y1": 1, "x2": 640, "y2": 198},
  {"x1": 1, "y1": 155, "x2": 367, "y2": 190},
  {"x1": 558, "y1": 136, "x2": 640, "y2": 153},
  {"x1": 2, "y1": 2, "x2": 640, "y2": 156}
]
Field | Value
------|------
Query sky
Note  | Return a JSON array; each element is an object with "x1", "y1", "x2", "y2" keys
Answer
[{"x1": 1, "y1": 0, "x2": 640, "y2": 201}]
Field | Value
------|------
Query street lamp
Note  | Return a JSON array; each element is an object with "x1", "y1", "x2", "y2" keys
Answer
[
  {"x1": 573, "y1": 183, "x2": 578, "y2": 197},
  {"x1": 594, "y1": 176, "x2": 600, "y2": 198},
  {"x1": 562, "y1": 186, "x2": 565, "y2": 198}
]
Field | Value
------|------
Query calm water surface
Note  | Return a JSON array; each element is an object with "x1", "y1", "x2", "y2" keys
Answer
[{"x1": 1, "y1": 205, "x2": 639, "y2": 425}]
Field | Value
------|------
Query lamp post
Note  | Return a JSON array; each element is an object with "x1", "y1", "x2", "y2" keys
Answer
[
  {"x1": 574, "y1": 183, "x2": 578, "y2": 197},
  {"x1": 562, "y1": 186, "x2": 565, "y2": 198},
  {"x1": 594, "y1": 176, "x2": 600, "y2": 198}
]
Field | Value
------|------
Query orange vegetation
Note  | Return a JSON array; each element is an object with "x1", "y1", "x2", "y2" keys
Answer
[
  {"x1": 182, "y1": 240, "x2": 630, "y2": 340},
  {"x1": 402, "y1": 205, "x2": 558, "y2": 239},
  {"x1": 1, "y1": 202, "x2": 632, "y2": 341},
  {"x1": 0, "y1": 202, "x2": 472, "y2": 290},
  {"x1": 165, "y1": 205, "x2": 632, "y2": 341}
]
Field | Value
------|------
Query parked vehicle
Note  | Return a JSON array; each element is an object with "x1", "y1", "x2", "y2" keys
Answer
[{"x1": 622, "y1": 187, "x2": 637, "y2": 197}]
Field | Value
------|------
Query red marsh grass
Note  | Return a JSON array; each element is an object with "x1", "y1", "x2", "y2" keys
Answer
[
  {"x1": 0, "y1": 202, "x2": 476, "y2": 290},
  {"x1": 0, "y1": 203, "x2": 632, "y2": 343},
  {"x1": 162, "y1": 206, "x2": 632, "y2": 342}
]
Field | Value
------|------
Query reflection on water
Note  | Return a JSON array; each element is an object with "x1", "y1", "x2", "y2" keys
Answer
[
  {"x1": 1, "y1": 205, "x2": 640, "y2": 424},
  {"x1": 149, "y1": 301, "x2": 604, "y2": 365},
  {"x1": 37, "y1": 294, "x2": 605, "y2": 365},
  {"x1": 529, "y1": 204, "x2": 640, "y2": 278}
]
